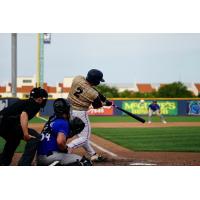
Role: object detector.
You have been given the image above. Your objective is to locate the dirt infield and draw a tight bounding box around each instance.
[11,122,200,166]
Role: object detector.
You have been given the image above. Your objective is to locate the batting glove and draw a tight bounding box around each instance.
[105,100,112,106]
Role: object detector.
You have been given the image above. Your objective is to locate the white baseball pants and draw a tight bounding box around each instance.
[67,110,96,156]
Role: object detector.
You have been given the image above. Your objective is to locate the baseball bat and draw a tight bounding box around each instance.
[94,89,145,123]
[113,105,146,123]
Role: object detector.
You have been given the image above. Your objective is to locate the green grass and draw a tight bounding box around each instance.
[89,116,200,123]
[30,117,47,123]
[92,127,200,152]
[3,115,199,153]
[1,126,200,153]
[30,116,200,124]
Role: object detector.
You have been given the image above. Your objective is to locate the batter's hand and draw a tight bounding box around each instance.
[105,100,112,106]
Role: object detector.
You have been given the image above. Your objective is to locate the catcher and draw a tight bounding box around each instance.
[37,98,92,166]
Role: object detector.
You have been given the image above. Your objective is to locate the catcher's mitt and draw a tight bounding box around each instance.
[69,117,85,137]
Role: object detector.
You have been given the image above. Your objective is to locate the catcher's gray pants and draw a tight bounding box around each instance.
[37,152,82,166]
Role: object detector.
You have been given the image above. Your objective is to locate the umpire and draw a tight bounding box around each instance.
[0,87,48,166]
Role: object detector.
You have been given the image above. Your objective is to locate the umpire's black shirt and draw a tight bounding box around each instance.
[0,99,41,135]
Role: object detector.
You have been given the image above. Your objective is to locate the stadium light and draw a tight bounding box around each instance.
[43,33,51,44]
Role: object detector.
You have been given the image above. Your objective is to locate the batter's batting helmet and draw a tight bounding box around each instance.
[53,98,70,117]
[86,69,105,86]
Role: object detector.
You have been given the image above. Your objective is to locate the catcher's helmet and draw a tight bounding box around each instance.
[86,69,105,86]
[53,98,70,117]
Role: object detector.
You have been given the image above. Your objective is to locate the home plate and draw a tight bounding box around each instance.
[129,162,157,166]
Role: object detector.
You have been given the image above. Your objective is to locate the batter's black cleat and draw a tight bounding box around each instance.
[80,156,93,166]
[90,153,107,162]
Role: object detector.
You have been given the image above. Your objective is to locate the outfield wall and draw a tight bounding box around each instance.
[1,98,200,116]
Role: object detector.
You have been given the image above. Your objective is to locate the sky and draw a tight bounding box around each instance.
[0,33,200,86]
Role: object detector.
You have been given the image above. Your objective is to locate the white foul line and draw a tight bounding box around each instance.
[129,163,157,166]
[37,116,48,122]
[37,116,118,158]
[90,141,118,157]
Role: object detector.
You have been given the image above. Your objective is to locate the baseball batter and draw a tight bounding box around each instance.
[148,100,167,124]
[67,69,112,161]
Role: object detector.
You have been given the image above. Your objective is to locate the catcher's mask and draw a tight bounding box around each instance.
[30,87,48,108]
[86,69,105,86]
[53,98,70,117]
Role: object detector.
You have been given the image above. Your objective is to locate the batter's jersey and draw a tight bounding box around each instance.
[37,117,70,155]
[148,103,160,111]
[67,76,99,111]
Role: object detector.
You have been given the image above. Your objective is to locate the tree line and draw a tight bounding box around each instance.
[97,82,197,98]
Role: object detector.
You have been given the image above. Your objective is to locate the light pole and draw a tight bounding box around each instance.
[11,33,17,97]
[37,33,51,88]
[37,33,44,88]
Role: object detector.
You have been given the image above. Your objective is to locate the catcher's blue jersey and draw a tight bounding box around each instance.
[37,118,70,155]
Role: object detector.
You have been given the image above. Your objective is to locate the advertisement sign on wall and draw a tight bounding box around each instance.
[122,100,178,115]
[188,101,200,115]
[87,106,113,116]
